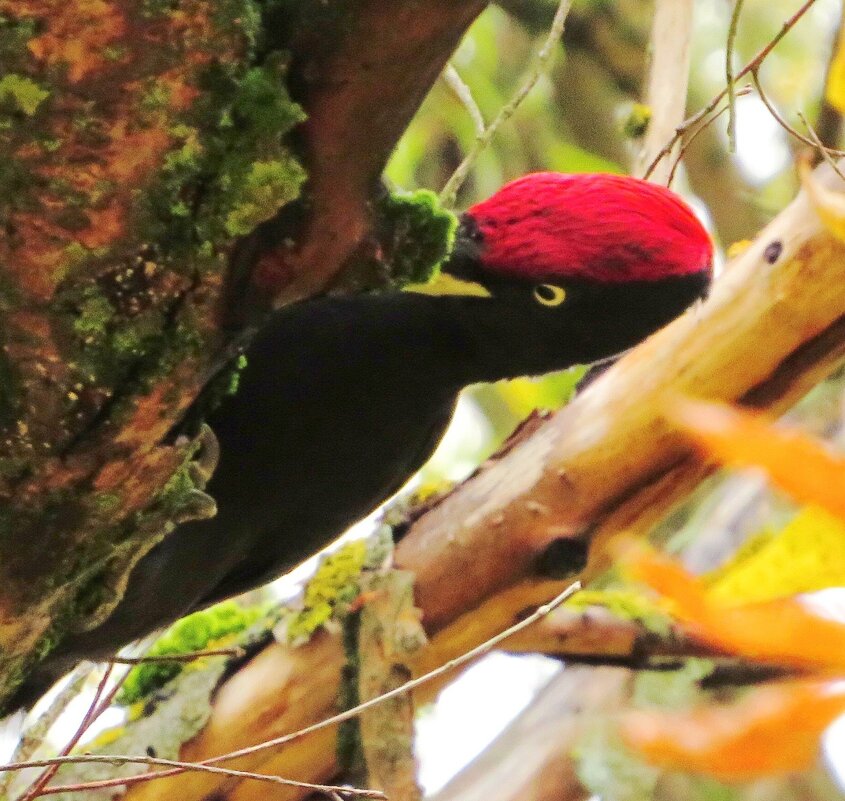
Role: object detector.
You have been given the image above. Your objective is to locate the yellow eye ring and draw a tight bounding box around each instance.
[533,283,566,307]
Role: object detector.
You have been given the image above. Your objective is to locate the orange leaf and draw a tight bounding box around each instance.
[628,549,845,670]
[626,548,709,621]
[622,680,845,781]
[669,399,845,520]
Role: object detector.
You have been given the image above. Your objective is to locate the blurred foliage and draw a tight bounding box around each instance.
[705,507,845,604]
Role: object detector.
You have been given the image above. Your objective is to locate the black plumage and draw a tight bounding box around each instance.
[15,172,713,706]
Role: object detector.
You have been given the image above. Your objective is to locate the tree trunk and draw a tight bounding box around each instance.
[0,0,485,707]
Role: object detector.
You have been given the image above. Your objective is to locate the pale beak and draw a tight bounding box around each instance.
[403,272,492,298]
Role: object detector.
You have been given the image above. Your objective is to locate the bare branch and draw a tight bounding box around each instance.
[109,647,246,666]
[34,765,382,799]
[798,111,845,183]
[0,583,580,795]
[751,70,845,162]
[644,0,820,180]
[443,65,486,138]
[725,0,746,153]
[439,0,574,206]
[666,86,755,187]
[0,668,89,798]
[634,0,694,183]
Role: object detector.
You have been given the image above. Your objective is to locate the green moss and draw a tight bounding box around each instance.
[622,102,651,139]
[0,74,49,116]
[71,566,116,620]
[374,189,458,286]
[224,157,306,236]
[73,290,115,339]
[285,541,368,644]
[117,601,265,704]
[102,45,127,62]
[91,492,121,515]
[51,270,206,408]
[159,462,193,501]
[142,55,306,265]
[566,588,671,637]
[0,157,35,222]
[0,15,39,71]
[111,315,162,358]
[228,354,248,395]
[62,242,92,272]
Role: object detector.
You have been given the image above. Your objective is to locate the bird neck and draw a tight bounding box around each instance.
[282,291,584,391]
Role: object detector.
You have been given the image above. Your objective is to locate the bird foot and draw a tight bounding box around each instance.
[181,423,220,488]
[171,488,217,524]
[69,427,219,634]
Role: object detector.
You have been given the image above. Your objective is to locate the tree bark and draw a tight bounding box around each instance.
[0,0,486,706]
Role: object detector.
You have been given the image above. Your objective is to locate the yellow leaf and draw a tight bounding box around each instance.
[706,507,845,605]
[826,24,845,115]
[725,239,752,259]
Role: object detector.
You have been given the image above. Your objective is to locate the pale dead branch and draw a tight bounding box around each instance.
[633,0,694,183]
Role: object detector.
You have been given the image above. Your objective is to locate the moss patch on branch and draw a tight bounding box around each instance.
[374,189,458,286]
[0,73,48,116]
[117,601,266,705]
[342,188,457,292]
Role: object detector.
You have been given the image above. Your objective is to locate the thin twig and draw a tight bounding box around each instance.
[24,758,384,799]
[725,0,746,153]
[17,664,129,801]
[108,646,245,665]
[751,70,845,156]
[443,64,485,137]
[0,582,582,790]
[439,0,573,206]
[644,0,820,180]
[752,70,819,149]
[16,667,113,801]
[0,667,90,798]
[798,110,845,182]
[666,86,754,187]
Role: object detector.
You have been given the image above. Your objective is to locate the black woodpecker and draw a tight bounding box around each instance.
[20,172,713,704]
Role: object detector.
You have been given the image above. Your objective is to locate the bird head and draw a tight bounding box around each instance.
[407,172,713,378]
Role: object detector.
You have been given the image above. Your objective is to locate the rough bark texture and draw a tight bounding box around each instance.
[248,1,488,304]
[0,0,486,706]
[118,163,845,801]
[355,571,426,801]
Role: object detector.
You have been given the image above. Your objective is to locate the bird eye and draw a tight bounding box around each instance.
[532,284,566,307]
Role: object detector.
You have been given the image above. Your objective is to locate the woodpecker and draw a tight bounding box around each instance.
[21,172,713,703]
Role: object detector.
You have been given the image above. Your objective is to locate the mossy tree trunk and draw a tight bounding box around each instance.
[0,0,486,707]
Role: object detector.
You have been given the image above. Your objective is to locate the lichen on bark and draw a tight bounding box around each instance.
[0,0,307,704]
[0,0,487,711]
